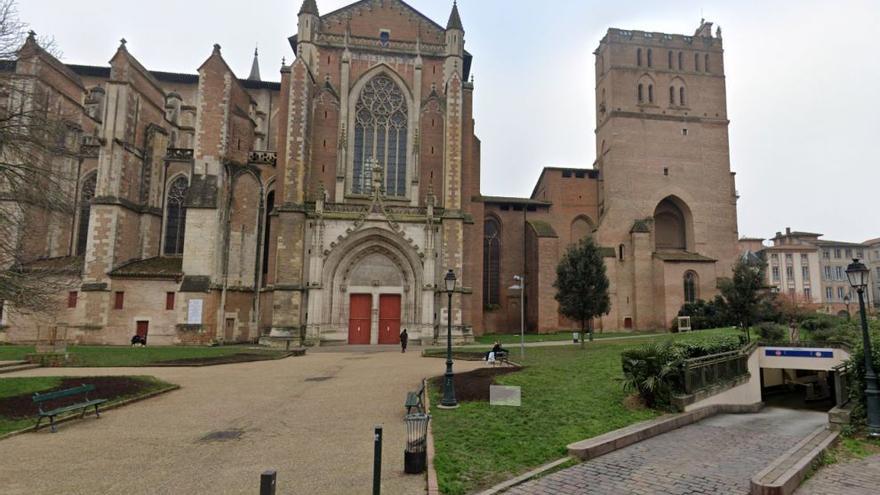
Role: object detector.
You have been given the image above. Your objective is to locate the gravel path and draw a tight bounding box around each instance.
[0,348,483,494]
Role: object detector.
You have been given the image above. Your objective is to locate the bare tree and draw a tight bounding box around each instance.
[0,0,78,314]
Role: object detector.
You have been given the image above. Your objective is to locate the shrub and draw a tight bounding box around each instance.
[675,296,734,331]
[845,329,880,427]
[757,322,787,343]
[621,335,747,408]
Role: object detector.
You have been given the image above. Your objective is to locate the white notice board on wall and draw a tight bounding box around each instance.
[187,299,203,324]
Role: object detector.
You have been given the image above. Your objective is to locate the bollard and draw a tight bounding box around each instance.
[373,425,383,495]
[260,470,276,495]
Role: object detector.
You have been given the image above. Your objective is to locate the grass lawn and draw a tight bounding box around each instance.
[0,344,289,367]
[473,330,669,345]
[0,375,175,436]
[429,328,742,494]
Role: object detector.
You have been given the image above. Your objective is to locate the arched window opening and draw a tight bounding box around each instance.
[483,218,501,306]
[678,51,683,70]
[704,54,710,73]
[619,244,626,261]
[669,86,675,105]
[352,74,408,197]
[680,87,686,106]
[668,50,673,69]
[163,176,189,256]
[261,190,275,280]
[571,217,593,243]
[684,271,698,303]
[75,173,97,256]
[648,84,654,103]
[654,197,689,251]
[637,83,644,103]
[647,48,653,67]
[694,53,700,72]
[636,48,642,66]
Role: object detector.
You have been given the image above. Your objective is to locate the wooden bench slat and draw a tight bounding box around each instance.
[33,384,96,402]
[40,399,107,417]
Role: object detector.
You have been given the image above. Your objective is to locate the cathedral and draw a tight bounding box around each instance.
[0,0,739,346]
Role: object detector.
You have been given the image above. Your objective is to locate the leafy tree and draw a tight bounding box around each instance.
[719,257,770,342]
[554,237,610,347]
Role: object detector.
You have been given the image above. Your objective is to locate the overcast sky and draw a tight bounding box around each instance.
[19,0,880,243]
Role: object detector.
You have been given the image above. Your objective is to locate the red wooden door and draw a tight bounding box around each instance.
[378,294,401,345]
[348,294,372,344]
[136,321,149,339]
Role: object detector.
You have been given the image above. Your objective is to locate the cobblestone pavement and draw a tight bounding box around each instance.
[796,453,880,494]
[0,349,485,495]
[506,408,826,495]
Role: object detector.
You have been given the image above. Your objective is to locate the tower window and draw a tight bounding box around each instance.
[636,48,642,66]
[648,84,654,103]
[647,48,653,67]
[637,83,644,103]
[619,244,625,261]
[669,86,675,105]
[694,53,700,72]
[705,54,710,73]
[668,50,673,69]
[678,51,683,70]
[682,128,688,136]
[680,87,686,106]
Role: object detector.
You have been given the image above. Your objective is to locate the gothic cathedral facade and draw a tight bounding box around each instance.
[0,1,738,346]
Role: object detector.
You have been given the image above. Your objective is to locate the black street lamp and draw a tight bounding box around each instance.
[439,269,458,409]
[846,259,880,437]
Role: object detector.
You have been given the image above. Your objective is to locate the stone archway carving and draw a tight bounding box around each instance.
[322,227,423,326]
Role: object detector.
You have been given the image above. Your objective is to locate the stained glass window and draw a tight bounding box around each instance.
[163,176,189,255]
[352,75,408,197]
[483,218,501,306]
[76,173,97,256]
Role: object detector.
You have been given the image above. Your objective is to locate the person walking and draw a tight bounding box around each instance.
[400,328,408,353]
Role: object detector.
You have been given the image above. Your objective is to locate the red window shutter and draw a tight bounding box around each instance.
[114,291,124,310]
[68,291,78,308]
[165,292,175,310]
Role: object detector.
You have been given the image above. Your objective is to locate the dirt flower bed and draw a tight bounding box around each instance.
[430,366,522,402]
[0,376,154,419]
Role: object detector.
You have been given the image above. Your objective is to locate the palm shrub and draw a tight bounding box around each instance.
[622,342,678,408]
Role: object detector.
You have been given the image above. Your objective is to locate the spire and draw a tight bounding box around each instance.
[299,0,319,16]
[446,1,463,31]
[248,46,261,81]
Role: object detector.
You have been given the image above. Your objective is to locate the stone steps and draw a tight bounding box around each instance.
[0,362,42,374]
[750,426,839,495]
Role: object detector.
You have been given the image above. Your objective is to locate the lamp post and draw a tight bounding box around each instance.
[844,294,851,320]
[510,275,525,359]
[439,269,458,409]
[846,259,880,437]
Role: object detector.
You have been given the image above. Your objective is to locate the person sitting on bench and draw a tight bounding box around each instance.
[485,341,508,361]
[130,334,147,346]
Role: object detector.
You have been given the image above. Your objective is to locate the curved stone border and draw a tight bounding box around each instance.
[750,426,839,495]
[423,378,441,495]
[0,383,180,442]
[148,349,305,367]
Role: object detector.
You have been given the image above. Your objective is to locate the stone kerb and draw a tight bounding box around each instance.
[749,426,840,495]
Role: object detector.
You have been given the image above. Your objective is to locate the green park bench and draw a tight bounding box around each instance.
[33,384,107,433]
[404,381,425,414]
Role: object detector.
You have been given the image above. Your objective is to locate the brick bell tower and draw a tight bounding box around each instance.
[592,21,740,329]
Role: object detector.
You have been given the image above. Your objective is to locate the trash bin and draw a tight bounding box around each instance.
[573,332,580,343]
[404,413,430,474]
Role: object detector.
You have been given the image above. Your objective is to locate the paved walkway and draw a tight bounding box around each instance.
[506,408,827,495]
[796,453,880,494]
[0,349,483,494]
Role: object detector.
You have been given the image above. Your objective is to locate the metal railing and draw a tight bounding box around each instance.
[832,361,852,407]
[680,342,756,394]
